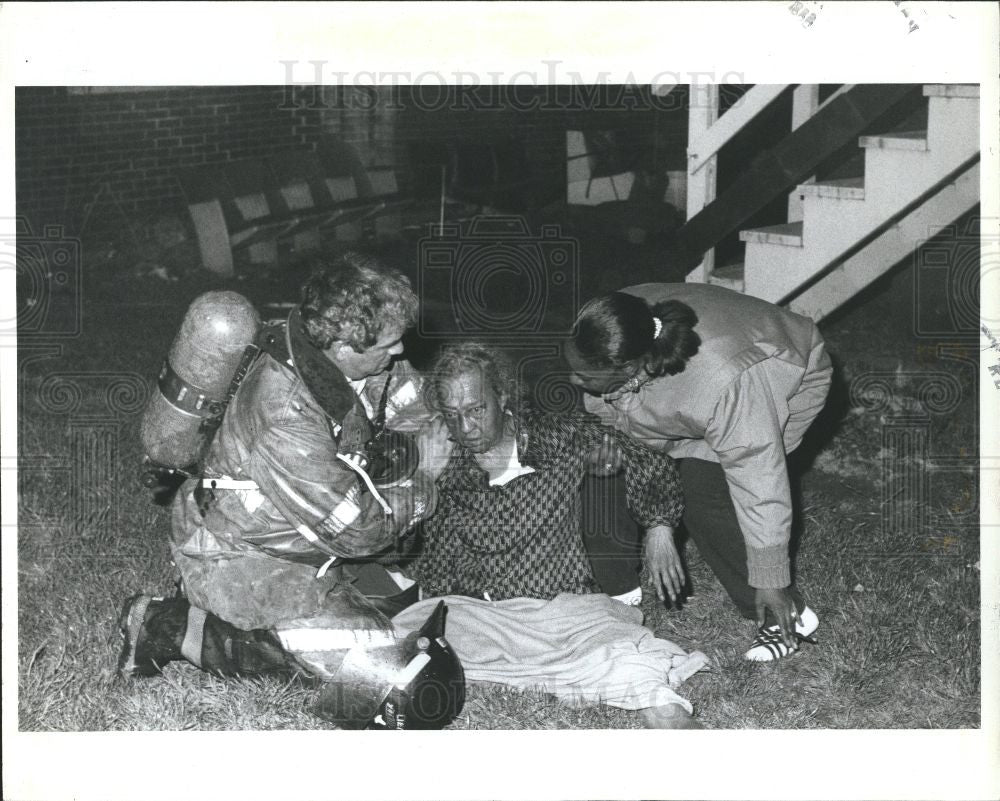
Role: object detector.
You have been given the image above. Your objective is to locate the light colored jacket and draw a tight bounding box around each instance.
[583,283,832,588]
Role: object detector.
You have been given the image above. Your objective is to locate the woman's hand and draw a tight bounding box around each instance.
[586,431,623,476]
[754,587,802,649]
[644,525,685,604]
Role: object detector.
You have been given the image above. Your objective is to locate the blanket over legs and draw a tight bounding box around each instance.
[392,593,709,713]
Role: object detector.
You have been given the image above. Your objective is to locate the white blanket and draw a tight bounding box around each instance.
[393,593,709,713]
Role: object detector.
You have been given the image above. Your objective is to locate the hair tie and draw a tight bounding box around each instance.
[652,317,663,339]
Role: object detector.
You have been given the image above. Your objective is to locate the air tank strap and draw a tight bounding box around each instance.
[196,473,343,572]
[156,362,226,417]
[156,344,262,422]
[201,344,262,434]
[199,476,260,490]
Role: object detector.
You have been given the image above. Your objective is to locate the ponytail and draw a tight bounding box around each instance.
[646,299,701,377]
[572,293,700,378]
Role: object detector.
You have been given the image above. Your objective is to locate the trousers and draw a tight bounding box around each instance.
[580,459,807,620]
[579,471,642,596]
[679,457,803,619]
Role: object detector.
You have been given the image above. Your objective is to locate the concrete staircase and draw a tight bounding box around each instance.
[703,85,980,321]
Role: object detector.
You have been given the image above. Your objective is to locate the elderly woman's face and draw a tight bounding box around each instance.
[437,369,507,453]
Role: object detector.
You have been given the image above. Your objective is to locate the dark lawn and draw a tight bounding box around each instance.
[16,219,980,731]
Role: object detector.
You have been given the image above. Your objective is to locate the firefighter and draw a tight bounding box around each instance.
[119,251,460,726]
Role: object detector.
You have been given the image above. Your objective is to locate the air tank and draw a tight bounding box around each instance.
[140,291,261,471]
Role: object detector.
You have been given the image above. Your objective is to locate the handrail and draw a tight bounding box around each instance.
[688,84,790,175]
[688,84,852,178]
[676,83,919,273]
[816,83,855,113]
[686,83,856,281]
[779,152,980,306]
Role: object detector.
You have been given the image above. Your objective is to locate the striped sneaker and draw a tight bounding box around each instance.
[744,606,819,662]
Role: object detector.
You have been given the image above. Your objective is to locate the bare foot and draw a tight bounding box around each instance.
[639,704,706,729]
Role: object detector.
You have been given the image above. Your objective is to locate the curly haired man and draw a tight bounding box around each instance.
[119,252,444,691]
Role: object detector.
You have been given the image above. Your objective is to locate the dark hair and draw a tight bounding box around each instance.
[299,251,418,351]
[572,292,701,378]
[423,341,521,414]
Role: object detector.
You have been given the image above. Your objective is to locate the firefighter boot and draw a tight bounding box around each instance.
[118,594,187,677]
[118,594,296,679]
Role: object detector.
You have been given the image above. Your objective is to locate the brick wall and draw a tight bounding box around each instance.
[15,86,324,236]
[391,85,688,209]
[290,84,688,209]
[16,84,687,237]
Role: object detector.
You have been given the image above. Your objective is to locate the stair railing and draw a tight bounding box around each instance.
[686,84,788,282]
[781,151,980,308]
[685,83,854,282]
[787,84,855,221]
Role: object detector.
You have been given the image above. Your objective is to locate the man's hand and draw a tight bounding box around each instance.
[415,417,455,481]
[644,525,685,604]
[754,587,802,650]
[331,515,398,557]
[586,432,623,477]
[382,472,438,536]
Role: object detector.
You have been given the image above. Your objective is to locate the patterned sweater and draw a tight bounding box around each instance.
[411,410,684,601]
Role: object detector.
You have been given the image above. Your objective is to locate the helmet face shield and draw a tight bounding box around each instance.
[313,600,465,730]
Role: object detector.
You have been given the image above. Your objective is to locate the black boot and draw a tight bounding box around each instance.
[337,561,421,618]
[118,594,296,679]
[197,610,297,678]
[118,594,187,677]
[366,583,420,618]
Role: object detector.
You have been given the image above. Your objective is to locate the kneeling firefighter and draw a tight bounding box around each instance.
[121,254,464,729]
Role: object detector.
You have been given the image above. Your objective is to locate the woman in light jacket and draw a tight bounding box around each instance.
[566,283,833,661]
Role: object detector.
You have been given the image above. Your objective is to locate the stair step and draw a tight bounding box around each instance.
[787,161,979,322]
[859,130,929,151]
[797,177,865,200]
[708,262,745,291]
[739,221,803,247]
[924,84,980,99]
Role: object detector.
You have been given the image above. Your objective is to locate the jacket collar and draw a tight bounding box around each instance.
[285,308,358,422]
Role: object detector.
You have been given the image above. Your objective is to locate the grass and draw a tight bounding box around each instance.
[15,233,981,732]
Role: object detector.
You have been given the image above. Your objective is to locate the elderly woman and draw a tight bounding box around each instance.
[566,283,833,661]
[393,341,709,729]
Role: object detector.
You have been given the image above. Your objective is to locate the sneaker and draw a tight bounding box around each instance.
[743,606,819,662]
[611,586,643,606]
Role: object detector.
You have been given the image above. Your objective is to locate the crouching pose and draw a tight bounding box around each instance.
[567,283,833,661]
[395,342,709,729]
[119,253,462,728]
